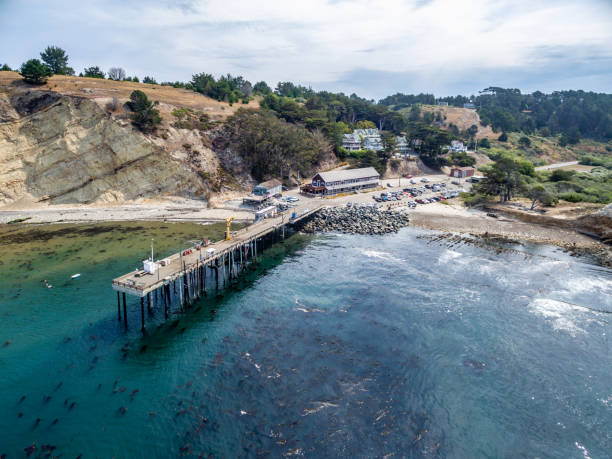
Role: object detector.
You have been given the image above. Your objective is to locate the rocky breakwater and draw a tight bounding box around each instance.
[303,207,410,235]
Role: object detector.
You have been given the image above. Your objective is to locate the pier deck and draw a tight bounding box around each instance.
[112,202,324,297]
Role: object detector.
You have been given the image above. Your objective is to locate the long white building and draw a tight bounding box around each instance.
[302,167,380,196]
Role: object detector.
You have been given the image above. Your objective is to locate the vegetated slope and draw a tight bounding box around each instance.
[0,72,254,206]
[0,72,335,207]
[394,104,497,140]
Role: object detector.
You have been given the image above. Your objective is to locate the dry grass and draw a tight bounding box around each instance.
[0,71,259,120]
[420,105,498,140]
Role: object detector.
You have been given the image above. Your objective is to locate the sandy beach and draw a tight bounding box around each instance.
[0,199,254,225]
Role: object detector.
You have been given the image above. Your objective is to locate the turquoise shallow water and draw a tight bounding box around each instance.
[0,222,611,458]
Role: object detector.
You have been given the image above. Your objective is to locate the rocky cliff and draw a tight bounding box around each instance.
[0,72,250,206]
[0,87,229,205]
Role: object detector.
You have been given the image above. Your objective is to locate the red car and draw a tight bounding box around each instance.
[405,175,413,179]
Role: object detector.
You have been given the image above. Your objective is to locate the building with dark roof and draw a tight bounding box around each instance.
[302,167,380,196]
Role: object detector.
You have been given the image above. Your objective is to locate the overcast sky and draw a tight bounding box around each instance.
[1,0,611,99]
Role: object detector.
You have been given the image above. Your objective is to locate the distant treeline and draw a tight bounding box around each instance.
[381,87,612,142]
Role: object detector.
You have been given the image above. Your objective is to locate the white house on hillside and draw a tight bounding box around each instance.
[341,128,384,152]
[446,140,468,153]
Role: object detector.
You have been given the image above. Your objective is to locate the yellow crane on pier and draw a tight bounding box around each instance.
[225,216,235,241]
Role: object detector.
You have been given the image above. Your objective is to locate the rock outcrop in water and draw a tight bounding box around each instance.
[303,207,410,235]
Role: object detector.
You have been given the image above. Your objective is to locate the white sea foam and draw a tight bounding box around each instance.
[575,441,592,459]
[529,298,605,337]
[302,401,338,416]
[437,249,463,264]
[563,275,612,296]
[361,249,402,264]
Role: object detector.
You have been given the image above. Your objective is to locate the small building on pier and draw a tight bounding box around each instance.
[302,167,380,196]
[253,179,282,197]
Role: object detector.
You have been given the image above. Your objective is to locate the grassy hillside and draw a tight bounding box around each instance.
[478,132,611,166]
[0,71,259,124]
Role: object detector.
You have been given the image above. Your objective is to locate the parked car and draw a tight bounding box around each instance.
[421,178,429,183]
[286,196,299,202]
[274,193,282,198]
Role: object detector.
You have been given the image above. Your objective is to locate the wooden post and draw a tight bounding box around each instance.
[163,285,168,319]
[140,297,145,332]
[179,277,184,310]
[203,264,207,296]
[122,292,127,327]
[117,291,121,321]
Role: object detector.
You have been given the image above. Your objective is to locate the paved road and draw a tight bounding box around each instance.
[535,161,579,171]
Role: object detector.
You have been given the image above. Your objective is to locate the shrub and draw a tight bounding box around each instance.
[83,66,105,78]
[498,132,508,142]
[550,169,575,182]
[518,136,531,147]
[19,59,52,84]
[461,192,487,207]
[126,90,161,131]
[105,97,120,112]
[559,192,598,203]
[478,138,491,148]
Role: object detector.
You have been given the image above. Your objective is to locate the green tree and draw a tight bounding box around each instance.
[253,81,272,95]
[550,169,575,182]
[355,120,377,129]
[518,136,531,147]
[127,90,162,131]
[0,63,12,71]
[19,59,52,84]
[132,76,140,83]
[143,76,157,84]
[526,184,557,209]
[558,135,568,147]
[40,46,70,75]
[478,138,491,148]
[498,132,508,142]
[83,66,105,78]
[477,154,526,202]
[539,127,551,137]
[566,127,580,145]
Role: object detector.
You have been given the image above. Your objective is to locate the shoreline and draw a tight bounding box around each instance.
[405,204,611,266]
[2,200,610,266]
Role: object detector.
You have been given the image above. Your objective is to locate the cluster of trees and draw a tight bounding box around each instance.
[18,46,73,84]
[384,87,612,141]
[188,73,264,104]
[472,152,612,206]
[378,93,436,108]
[221,108,332,181]
[14,45,157,84]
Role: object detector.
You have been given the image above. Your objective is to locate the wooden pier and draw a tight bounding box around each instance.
[111,203,323,331]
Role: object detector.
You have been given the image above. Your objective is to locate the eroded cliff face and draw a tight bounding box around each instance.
[577,204,612,242]
[0,90,219,206]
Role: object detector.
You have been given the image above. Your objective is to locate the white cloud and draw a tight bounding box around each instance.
[1,0,611,97]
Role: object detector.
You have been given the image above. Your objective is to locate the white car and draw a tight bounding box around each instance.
[286,197,299,202]
[420,178,429,183]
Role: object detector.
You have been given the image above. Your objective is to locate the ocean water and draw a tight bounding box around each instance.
[0,222,611,458]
